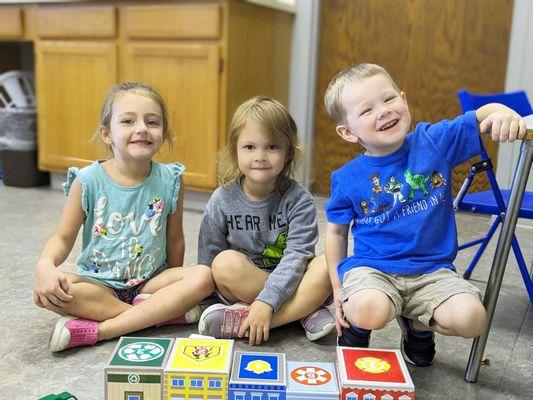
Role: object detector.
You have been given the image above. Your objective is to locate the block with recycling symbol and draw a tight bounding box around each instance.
[105,337,174,400]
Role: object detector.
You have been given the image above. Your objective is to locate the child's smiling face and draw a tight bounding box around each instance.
[336,74,412,157]
[101,91,164,162]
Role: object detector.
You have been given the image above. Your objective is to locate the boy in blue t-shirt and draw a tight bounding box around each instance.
[324,63,527,366]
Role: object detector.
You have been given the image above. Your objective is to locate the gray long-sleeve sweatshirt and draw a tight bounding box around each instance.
[198,179,318,312]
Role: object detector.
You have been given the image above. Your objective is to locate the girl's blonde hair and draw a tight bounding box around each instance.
[324,63,401,124]
[219,96,300,194]
[94,82,173,152]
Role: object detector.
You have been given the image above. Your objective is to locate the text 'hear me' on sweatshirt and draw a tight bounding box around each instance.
[198,178,319,312]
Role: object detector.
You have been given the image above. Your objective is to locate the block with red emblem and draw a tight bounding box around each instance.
[164,338,234,399]
[336,347,415,400]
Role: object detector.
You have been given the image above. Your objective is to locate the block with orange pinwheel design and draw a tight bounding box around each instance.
[287,361,340,400]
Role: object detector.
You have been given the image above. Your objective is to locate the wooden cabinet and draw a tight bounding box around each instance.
[121,4,221,39]
[122,42,219,188]
[31,1,293,191]
[36,41,117,171]
[0,6,23,39]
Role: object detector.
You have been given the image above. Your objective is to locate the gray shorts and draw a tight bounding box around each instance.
[341,267,482,326]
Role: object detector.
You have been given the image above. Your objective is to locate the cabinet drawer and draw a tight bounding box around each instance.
[37,5,116,38]
[122,4,221,39]
[0,6,22,38]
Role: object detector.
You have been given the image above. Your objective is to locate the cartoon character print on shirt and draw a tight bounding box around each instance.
[360,200,372,215]
[358,169,447,216]
[404,170,431,200]
[430,170,446,189]
[370,174,392,213]
[262,230,288,269]
[89,194,164,286]
[384,175,406,207]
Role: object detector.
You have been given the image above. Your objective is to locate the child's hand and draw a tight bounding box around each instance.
[34,261,73,310]
[479,111,526,142]
[333,288,350,336]
[239,300,273,346]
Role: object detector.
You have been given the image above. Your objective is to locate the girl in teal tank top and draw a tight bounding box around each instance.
[33,83,214,352]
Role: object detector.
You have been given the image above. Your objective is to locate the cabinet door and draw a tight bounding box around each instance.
[122,42,219,190]
[36,41,117,172]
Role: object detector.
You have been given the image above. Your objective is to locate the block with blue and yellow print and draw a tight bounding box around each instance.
[229,351,286,400]
[163,338,234,400]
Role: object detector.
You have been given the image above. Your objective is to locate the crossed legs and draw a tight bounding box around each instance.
[44,265,214,341]
[211,250,331,329]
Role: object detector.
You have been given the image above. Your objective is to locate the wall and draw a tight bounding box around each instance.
[500,0,533,193]
[308,0,513,195]
[288,0,320,188]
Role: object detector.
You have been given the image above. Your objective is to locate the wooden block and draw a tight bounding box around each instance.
[164,338,233,399]
[287,361,340,400]
[229,351,286,400]
[336,347,414,400]
[104,337,174,400]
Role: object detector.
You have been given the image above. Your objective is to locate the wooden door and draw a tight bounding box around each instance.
[36,41,117,171]
[122,42,220,190]
[313,0,514,194]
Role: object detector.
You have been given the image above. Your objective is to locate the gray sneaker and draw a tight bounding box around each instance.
[198,303,249,339]
[300,306,336,341]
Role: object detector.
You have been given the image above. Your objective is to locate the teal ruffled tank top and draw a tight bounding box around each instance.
[63,161,185,289]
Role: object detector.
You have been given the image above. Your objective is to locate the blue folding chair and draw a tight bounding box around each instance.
[454,89,533,303]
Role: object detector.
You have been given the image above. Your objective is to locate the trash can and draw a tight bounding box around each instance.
[0,108,49,187]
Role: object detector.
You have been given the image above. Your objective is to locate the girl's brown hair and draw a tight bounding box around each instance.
[219,96,300,194]
[94,82,173,153]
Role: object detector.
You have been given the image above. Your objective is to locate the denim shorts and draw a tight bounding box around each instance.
[341,267,482,326]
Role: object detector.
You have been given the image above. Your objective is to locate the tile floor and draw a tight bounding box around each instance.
[0,184,531,399]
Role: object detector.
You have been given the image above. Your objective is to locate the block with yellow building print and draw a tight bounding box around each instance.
[163,338,234,400]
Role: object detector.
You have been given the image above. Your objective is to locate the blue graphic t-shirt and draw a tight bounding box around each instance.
[63,161,185,289]
[325,111,480,281]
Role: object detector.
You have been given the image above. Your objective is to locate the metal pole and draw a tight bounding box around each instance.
[465,140,533,382]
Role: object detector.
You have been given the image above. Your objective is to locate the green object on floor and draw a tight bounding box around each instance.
[38,392,77,400]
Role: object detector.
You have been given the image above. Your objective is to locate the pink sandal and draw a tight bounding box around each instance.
[48,316,98,352]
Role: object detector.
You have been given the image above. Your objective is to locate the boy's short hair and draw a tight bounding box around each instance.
[324,63,401,124]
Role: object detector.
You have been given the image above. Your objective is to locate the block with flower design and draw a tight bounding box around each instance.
[286,361,339,400]
[336,347,414,400]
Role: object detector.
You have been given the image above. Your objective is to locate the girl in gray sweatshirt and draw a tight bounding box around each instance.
[197,96,334,345]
